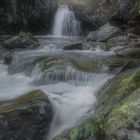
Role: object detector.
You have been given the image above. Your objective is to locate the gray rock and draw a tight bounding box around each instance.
[63,42,83,50]
[108,35,129,48]
[83,41,105,50]
[115,40,140,58]
[87,23,121,42]
[0,45,8,60]
[4,32,39,50]
[4,52,13,65]
[87,31,98,41]
[0,90,53,140]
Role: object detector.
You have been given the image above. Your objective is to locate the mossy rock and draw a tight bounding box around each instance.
[131,0,140,16]
[33,57,102,84]
[38,57,102,73]
[0,90,53,140]
[53,119,98,140]
[3,31,39,49]
[94,67,140,140]
[100,43,111,51]
[70,60,101,73]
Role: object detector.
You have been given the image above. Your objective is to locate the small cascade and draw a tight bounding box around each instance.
[31,63,109,85]
[52,5,81,37]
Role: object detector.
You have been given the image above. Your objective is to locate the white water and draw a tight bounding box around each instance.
[0,60,112,140]
[0,33,114,140]
[52,5,81,37]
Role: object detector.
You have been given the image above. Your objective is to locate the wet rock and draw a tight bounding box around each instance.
[87,23,121,42]
[0,45,8,60]
[127,33,139,40]
[83,42,104,50]
[4,32,39,50]
[8,50,113,75]
[4,52,13,65]
[0,35,11,42]
[112,0,136,18]
[32,57,102,85]
[63,42,83,50]
[100,43,111,51]
[94,67,140,140]
[106,58,139,74]
[0,90,53,140]
[115,40,140,58]
[108,35,129,48]
[53,120,97,140]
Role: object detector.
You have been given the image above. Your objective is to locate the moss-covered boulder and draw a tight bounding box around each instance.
[0,90,53,140]
[53,119,98,140]
[3,32,39,49]
[100,43,111,51]
[32,57,102,85]
[94,67,140,140]
[105,57,140,73]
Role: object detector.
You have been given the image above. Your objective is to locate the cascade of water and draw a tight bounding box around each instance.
[52,5,81,36]
[0,36,114,140]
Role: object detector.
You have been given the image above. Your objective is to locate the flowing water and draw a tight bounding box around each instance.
[0,5,114,139]
[52,5,81,36]
[0,36,113,139]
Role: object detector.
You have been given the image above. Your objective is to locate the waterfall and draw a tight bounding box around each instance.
[52,5,81,37]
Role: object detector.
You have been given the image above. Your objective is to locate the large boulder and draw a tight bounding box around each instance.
[0,0,57,34]
[94,67,140,140]
[32,57,102,85]
[0,90,53,140]
[108,35,129,48]
[63,42,83,50]
[3,32,39,50]
[87,23,121,42]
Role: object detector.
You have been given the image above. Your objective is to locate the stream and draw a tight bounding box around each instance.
[0,5,113,140]
[0,36,113,139]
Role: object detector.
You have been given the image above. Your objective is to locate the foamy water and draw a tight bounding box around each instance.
[0,61,112,139]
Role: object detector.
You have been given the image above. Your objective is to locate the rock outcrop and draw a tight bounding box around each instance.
[0,0,57,34]
[94,67,140,140]
[0,90,53,140]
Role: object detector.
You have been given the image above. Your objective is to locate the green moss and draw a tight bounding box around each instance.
[135,0,140,14]
[39,58,58,71]
[100,43,111,51]
[0,90,45,114]
[53,120,97,140]
[70,60,101,73]
[106,58,125,71]
[94,67,140,138]
[106,88,140,132]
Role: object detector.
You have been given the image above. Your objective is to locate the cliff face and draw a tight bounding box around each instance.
[0,0,57,34]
